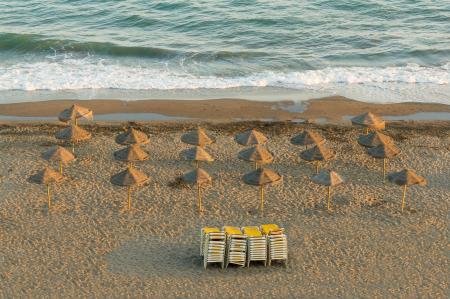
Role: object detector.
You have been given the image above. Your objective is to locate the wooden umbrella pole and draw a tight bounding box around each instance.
[383,158,386,181]
[72,142,75,154]
[365,127,369,135]
[197,184,203,213]
[255,161,258,170]
[47,184,51,209]
[259,185,264,215]
[401,185,407,212]
[327,186,331,212]
[127,186,131,210]
[59,161,63,175]
[315,161,320,174]
[75,118,78,126]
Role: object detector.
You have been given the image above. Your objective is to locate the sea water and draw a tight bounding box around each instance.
[0,0,449,104]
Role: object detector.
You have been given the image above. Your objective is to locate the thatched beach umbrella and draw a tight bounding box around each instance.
[238,145,274,169]
[181,127,215,147]
[367,142,401,180]
[311,169,344,212]
[387,169,426,212]
[242,168,282,214]
[55,125,92,153]
[110,167,149,210]
[115,128,149,145]
[235,129,268,146]
[182,168,212,213]
[300,144,335,174]
[114,144,149,168]
[358,131,394,148]
[30,167,64,208]
[351,112,385,134]
[58,104,93,125]
[290,130,325,149]
[181,146,214,168]
[42,146,75,175]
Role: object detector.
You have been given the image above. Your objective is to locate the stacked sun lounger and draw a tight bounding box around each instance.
[261,224,288,266]
[242,226,268,267]
[223,226,247,268]
[202,230,226,269]
[200,224,287,269]
[200,227,221,256]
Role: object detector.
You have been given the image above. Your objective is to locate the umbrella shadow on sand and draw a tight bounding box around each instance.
[302,195,350,216]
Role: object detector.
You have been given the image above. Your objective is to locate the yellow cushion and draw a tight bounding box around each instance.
[202,227,220,234]
[242,226,262,237]
[223,226,242,236]
[261,224,280,235]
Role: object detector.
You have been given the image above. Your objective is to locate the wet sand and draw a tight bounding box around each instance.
[0,96,449,122]
[0,119,449,298]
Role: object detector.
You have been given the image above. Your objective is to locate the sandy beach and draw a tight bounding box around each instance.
[2,0,449,296]
[0,110,449,298]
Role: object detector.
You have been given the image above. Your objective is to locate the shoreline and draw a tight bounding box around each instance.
[0,96,449,124]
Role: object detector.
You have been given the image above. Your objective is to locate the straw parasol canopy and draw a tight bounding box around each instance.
[30,167,64,208]
[111,167,149,210]
[115,128,149,145]
[242,167,282,214]
[181,127,215,147]
[311,169,344,212]
[299,144,335,174]
[238,145,274,169]
[290,130,325,148]
[114,144,149,167]
[368,142,401,180]
[351,112,385,133]
[388,169,426,212]
[42,145,75,175]
[358,131,394,148]
[55,125,92,153]
[58,104,93,125]
[181,146,214,168]
[235,129,268,146]
[182,168,212,213]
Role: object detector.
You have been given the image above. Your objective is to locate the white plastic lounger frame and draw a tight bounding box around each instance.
[260,224,288,266]
[200,227,220,256]
[242,226,267,267]
[203,232,226,269]
[246,236,267,267]
[223,227,247,268]
[267,232,288,266]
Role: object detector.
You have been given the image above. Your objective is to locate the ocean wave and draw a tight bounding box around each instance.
[0,33,269,61]
[0,58,448,91]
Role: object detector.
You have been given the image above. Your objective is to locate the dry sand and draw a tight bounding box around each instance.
[0,120,449,298]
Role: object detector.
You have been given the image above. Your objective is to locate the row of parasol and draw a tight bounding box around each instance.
[30,105,93,208]
[30,105,426,214]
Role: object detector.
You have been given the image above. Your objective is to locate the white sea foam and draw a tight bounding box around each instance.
[0,59,449,102]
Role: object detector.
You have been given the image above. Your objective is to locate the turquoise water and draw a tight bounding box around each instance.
[0,0,449,103]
